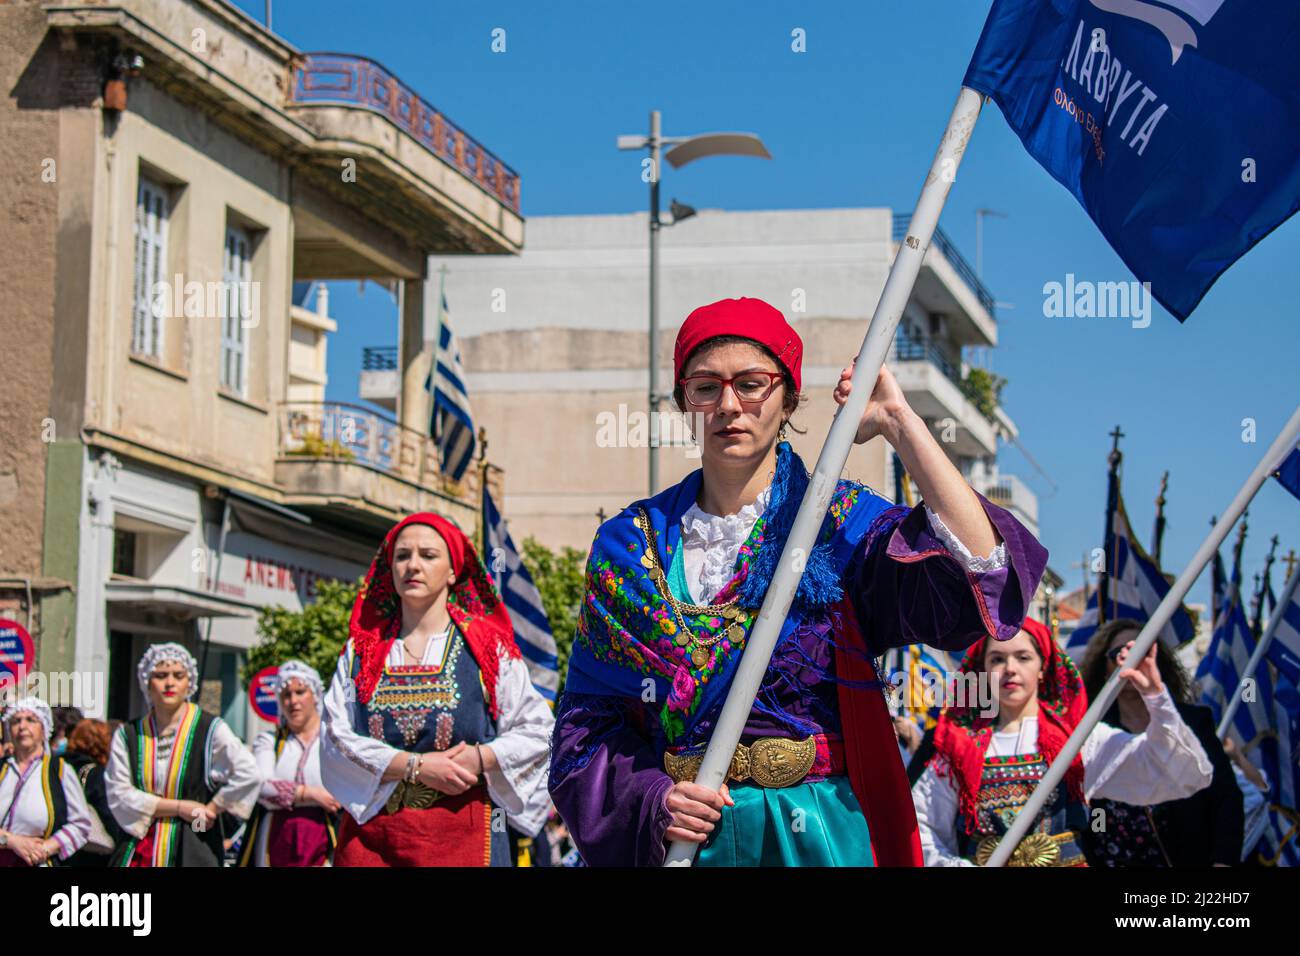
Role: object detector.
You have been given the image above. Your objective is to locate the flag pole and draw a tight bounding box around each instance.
[1217,562,1300,739]
[986,404,1300,867]
[663,86,986,866]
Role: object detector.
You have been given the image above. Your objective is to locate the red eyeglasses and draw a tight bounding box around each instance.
[680,371,785,408]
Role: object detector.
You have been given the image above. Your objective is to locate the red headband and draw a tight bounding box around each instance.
[673,297,803,392]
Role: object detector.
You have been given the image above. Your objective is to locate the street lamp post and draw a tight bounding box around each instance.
[618,112,771,495]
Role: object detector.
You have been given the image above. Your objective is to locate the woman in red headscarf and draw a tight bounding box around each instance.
[550,297,1052,867]
[911,618,1213,866]
[320,513,553,867]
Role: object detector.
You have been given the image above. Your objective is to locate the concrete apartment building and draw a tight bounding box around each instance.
[0,0,522,733]
[362,209,1044,576]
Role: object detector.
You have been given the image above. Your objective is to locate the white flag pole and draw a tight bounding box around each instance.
[664,86,985,866]
[1217,563,1300,739]
[986,404,1300,867]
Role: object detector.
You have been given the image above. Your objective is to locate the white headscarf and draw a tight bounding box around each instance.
[136,642,199,699]
[2,696,53,742]
[273,660,324,717]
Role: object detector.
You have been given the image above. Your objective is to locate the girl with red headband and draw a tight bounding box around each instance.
[320,513,553,866]
[550,296,1050,866]
[911,618,1212,866]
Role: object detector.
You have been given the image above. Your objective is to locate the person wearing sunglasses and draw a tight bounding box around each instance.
[549,296,1050,866]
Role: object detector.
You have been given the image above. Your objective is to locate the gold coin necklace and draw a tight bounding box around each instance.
[635,508,749,668]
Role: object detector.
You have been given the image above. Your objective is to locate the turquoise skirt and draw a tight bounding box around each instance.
[696,776,874,867]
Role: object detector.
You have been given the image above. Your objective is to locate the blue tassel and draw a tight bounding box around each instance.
[738,441,844,612]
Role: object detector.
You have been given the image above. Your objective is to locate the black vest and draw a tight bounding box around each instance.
[236,725,338,867]
[109,709,227,867]
[0,754,69,858]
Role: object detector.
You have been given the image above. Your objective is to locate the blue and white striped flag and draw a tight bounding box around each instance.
[426,285,476,482]
[1066,478,1195,661]
[483,488,560,703]
[1257,674,1300,867]
[1197,597,1269,744]
[1266,572,1300,690]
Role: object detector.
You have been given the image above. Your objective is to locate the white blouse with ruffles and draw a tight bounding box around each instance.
[911,686,1214,867]
[678,488,1008,605]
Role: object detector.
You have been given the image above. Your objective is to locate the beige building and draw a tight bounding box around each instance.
[0,0,521,733]
[363,208,1041,554]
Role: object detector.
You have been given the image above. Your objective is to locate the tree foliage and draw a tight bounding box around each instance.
[242,578,359,686]
[518,535,587,687]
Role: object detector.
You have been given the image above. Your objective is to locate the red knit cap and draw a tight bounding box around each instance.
[673,297,803,392]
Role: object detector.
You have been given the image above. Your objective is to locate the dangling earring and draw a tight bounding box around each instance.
[778,422,789,444]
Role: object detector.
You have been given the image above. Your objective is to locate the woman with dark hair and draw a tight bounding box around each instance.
[1081,618,1243,866]
[549,296,1050,867]
[320,512,554,867]
[913,618,1213,865]
[63,719,126,866]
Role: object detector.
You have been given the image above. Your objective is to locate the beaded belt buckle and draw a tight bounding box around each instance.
[384,779,443,814]
[663,735,817,788]
[974,831,1070,867]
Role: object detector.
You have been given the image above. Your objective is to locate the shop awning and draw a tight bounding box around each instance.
[104,582,259,622]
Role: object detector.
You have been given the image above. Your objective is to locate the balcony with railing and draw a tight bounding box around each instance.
[892,214,997,346]
[290,53,521,215]
[274,401,476,525]
[358,347,400,411]
[890,329,998,457]
[971,473,1039,537]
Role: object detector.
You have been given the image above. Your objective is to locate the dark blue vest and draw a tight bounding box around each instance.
[350,628,510,865]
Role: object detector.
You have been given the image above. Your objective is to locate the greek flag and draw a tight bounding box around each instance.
[426,286,476,482]
[483,488,560,702]
[1256,674,1300,867]
[1065,472,1195,660]
[1266,571,1300,689]
[964,0,1300,320]
[1197,594,1267,743]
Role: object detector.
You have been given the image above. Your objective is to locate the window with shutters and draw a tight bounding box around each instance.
[131,175,169,358]
[221,224,252,396]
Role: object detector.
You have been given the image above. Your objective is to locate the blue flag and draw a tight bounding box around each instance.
[964,0,1300,320]
[1275,447,1300,502]
[483,488,560,702]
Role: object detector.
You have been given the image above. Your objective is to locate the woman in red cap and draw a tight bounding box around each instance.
[550,296,1050,866]
[911,618,1212,866]
[320,513,553,866]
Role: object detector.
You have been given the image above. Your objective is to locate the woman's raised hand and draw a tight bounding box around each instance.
[832,360,910,445]
[1116,640,1166,697]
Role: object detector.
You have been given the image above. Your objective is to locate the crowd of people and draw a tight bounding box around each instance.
[0,297,1270,868]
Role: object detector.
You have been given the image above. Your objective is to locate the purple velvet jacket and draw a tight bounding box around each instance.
[549,493,1048,866]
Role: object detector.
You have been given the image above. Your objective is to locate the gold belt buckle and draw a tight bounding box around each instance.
[663,735,817,788]
[974,831,1062,867]
[384,780,442,814]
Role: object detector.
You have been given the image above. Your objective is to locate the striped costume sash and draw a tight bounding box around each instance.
[117,703,203,867]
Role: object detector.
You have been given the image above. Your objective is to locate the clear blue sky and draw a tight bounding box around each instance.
[236,0,1299,616]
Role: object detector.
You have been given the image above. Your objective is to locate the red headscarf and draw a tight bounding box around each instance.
[673,297,803,391]
[347,512,520,718]
[930,618,1088,832]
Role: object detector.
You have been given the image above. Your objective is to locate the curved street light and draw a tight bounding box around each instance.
[617,112,771,494]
